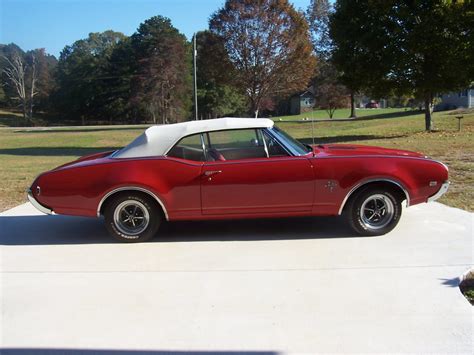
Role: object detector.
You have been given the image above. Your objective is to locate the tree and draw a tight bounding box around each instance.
[54,31,126,124]
[2,54,27,119]
[101,37,135,123]
[307,0,352,118]
[0,44,25,108]
[329,1,381,119]
[210,0,316,117]
[25,54,38,119]
[2,53,38,122]
[0,86,5,105]
[130,16,192,123]
[27,48,57,112]
[1,45,56,122]
[330,0,474,131]
[306,0,332,60]
[195,30,246,119]
[313,61,348,118]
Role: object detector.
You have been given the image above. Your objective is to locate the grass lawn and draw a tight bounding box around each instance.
[0,108,472,212]
[0,108,54,127]
[273,107,412,121]
[0,109,25,127]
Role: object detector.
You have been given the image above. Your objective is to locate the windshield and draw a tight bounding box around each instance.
[269,126,312,155]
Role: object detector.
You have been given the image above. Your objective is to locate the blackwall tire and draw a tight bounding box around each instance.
[104,193,161,243]
[346,187,402,236]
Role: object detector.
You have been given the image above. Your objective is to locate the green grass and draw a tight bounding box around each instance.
[0,109,26,127]
[273,107,412,121]
[0,108,54,127]
[0,108,472,212]
[463,289,474,304]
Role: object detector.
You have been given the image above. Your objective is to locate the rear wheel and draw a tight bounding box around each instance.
[346,187,402,236]
[104,193,161,242]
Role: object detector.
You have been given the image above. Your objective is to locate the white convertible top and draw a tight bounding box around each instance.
[113,117,274,158]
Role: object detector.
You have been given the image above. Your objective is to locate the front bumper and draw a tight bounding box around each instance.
[27,188,54,215]
[427,181,450,203]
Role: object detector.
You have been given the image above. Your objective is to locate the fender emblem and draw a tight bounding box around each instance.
[325,180,337,192]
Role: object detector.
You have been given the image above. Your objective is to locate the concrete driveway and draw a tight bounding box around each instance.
[0,201,472,354]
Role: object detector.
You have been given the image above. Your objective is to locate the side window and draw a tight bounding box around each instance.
[167,134,204,161]
[263,130,289,157]
[206,129,267,161]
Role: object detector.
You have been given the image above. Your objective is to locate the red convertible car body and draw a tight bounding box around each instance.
[28,118,449,242]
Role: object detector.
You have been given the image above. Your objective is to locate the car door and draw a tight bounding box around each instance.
[201,128,315,215]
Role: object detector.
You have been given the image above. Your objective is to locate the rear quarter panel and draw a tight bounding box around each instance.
[34,157,202,218]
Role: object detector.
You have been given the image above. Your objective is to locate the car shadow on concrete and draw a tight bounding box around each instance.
[1,349,277,355]
[0,214,358,245]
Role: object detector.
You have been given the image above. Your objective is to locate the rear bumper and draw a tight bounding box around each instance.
[427,181,450,203]
[27,189,54,215]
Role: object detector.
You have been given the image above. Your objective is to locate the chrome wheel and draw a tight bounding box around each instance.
[113,200,150,236]
[360,193,394,230]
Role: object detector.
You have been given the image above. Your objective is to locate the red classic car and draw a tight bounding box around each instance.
[27,118,449,242]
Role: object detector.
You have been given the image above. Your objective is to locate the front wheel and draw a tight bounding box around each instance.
[104,193,162,242]
[346,188,402,236]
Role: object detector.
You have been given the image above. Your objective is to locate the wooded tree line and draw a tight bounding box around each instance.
[1,0,473,130]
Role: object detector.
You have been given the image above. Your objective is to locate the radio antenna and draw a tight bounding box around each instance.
[193,33,198,120]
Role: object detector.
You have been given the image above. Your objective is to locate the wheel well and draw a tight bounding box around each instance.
[340,181,408,214]
[98,189,167,220]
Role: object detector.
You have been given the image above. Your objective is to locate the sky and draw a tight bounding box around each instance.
[0,0,311,58]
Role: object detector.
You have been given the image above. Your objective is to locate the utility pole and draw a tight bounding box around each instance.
[193,33,198,120]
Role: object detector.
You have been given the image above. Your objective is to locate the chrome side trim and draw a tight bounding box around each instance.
[260,129,269,158]
[27,188,54,215]
[427,181,450,203]
[337,178,411,215]
[200,133,208,161]
[96,187,169,220]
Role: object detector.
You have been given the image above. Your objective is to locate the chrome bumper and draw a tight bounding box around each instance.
[27,188,54,215]
[427,181,450,203]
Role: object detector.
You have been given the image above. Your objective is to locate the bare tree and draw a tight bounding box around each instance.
[27,54,38,120]
[2,54,27,120]
[2,53,38,122]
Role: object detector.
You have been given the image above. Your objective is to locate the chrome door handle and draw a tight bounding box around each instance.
[203,170,222,177]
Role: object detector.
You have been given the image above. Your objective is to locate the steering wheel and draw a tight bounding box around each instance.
[207,148,226,161]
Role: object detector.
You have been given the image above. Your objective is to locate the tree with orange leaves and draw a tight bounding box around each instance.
[210,0,316,117]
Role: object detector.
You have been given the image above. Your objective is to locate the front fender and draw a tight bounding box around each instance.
[311,156,448,215]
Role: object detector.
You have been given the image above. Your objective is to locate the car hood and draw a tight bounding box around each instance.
[314,144,426,158]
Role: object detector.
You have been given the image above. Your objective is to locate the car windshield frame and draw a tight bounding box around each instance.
[266,126,312,156]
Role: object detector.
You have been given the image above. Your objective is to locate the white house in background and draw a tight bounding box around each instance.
[290,90,315,115]
[437,87,474,110]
